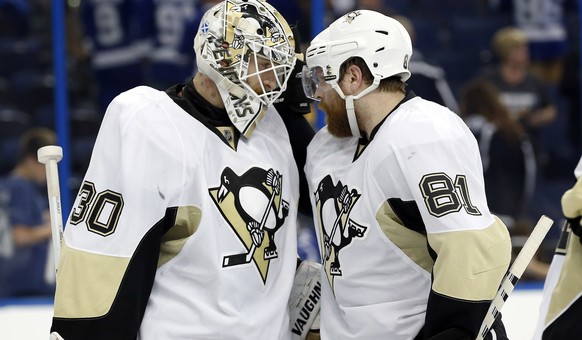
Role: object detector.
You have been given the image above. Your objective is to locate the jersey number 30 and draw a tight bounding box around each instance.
[70,181,124,236]
[419,173,481,217]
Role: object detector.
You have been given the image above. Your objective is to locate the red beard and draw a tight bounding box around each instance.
[319,90,354,138]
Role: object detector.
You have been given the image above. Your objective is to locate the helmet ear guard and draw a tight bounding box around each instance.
[194,0,297,137]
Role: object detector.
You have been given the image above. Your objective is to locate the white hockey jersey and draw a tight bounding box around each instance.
[51,84,300,339]
[305,93,511,339]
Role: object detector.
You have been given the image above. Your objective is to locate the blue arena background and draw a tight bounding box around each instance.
[0,1,579,339]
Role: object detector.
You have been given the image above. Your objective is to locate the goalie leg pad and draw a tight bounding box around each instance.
[288,260,322,340]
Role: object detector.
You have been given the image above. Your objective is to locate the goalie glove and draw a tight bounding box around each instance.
[288,260,322,340]
[562,176,582,242]
[428,326,504,340]
[428,314,507,340]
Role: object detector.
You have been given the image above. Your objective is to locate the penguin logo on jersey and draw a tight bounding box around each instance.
[209,167,289,283]
[344,11,361,24]
[314,175,367,289]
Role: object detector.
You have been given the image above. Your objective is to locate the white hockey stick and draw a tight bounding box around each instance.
[476,215,554,340]
[37,145,64,274]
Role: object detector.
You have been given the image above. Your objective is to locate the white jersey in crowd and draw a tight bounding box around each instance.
[305,93,511,339]
[534,156,582,340]
[51,85,300,339]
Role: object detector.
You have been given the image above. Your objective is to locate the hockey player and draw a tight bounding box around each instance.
[49,1,319,339]
[534,156,582,340]
[301,10,512,339]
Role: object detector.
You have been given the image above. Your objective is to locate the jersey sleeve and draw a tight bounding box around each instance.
[51,89,185,339]
[392,115,511,338]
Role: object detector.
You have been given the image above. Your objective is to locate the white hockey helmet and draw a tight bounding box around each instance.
[302,10,412,137]
[194,0,296,137]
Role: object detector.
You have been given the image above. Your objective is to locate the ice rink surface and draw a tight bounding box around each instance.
[0,283,544,340]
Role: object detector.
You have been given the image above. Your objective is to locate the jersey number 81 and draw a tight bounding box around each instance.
[419,172,481,217]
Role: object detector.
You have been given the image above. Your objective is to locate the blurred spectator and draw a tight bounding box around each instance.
[395,14,459,113]
[0,128,56,297]
[460,78,535,227]
[80,0,150,112]
[269,0,304,27]
[459,78,547,280]
[356,0,397,15]
[490,0,571,86]
[141,0,201,90]
[269,0,308,57]
[0,0,30,38]
[560,50,581,154]
[327,0,398,19]
[0,181,12,296]
[305,0,399,40]
[480,26,557,167]
[328,0,355,18]
[513,0,568,86]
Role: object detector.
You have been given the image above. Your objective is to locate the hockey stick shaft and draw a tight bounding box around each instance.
[38,146,64,274]
[243,185,278,261]
[476,215,553,340]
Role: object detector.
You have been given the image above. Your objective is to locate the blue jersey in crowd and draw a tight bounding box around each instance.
[81,0,151,110]
[0,176,54,297]
[141,0,200,89]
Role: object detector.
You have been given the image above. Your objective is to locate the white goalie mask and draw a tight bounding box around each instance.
[302,10,412,137]
[194,0,297,137]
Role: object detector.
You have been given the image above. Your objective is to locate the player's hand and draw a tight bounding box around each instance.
[247,221,264,246]
[562,177,582,241]
[427,314,507,340]
[323,235,331,260]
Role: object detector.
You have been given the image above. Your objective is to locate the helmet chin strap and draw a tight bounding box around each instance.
[344,95,360,138]
[332,76,381,138]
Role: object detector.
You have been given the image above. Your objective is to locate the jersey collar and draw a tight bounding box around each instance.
[166,80,241,151]
[353,90,417,161]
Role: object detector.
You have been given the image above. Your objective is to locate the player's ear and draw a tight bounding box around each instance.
[343,64,365,92]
